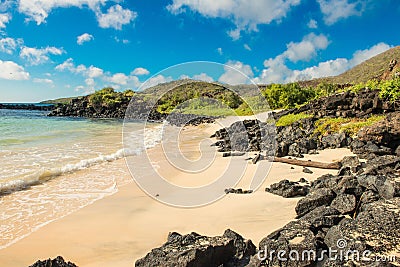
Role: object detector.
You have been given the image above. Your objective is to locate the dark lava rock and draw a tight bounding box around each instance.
[295,188,336,218]
[29,256,77,267]
[357,175,396,199]
[265,179,310,198]
[225,188,253,194]
[135,230,256,267]
[340,156,362,173]
[254,206,343,267]
[324,199,400,266]
[303,167,313,174]
[330,193,357,214]
[358,112,400,148]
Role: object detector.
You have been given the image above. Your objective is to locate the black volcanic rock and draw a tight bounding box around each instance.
[29,256,77,267]
[265,179,310,198]
[135,230,256,267]
[295,188,336,217]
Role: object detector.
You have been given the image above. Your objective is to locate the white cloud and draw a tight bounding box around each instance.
[140,75,173,90]
[18,0,106,25]
[317,0,365,25]
[0,37,22,54]
[307,19,318,29]
[0,13,11,28]
[0,60,30,80]
[77,33,94,45]
[283,33,329,62]
[87,65,103,78]
[219,60,254,84]
[96,4,137,30]
[167,0,301,40]
[244,44,252,51]
[55,58,104,79]
[217,47,223,55]
[18,1,137,31]
[350,42,391,66]
[107,73,129,85]
[20,46,64,65]
[33,78,54,86]
[131,67,150,76]
[114,36,130,44]
[254,42,392,84]
[193,73,214,82]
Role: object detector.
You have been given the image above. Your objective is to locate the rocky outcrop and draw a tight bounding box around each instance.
[49,96,216,126]
[265,179,310,198]
[29,256,77,267]
[0,103,54,111]
[135,229,256,267]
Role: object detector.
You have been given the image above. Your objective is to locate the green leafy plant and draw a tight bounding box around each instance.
[276,113,313,127]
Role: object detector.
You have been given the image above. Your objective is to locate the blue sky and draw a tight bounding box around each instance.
[0,0,399,102]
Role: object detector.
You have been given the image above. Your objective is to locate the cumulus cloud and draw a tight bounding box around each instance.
[55,58,104,78]
[317,0,365,25]
[255,42,392,84]
[0,37,22,54]
[33,78,54,86]
[283,33,329,62]
[140,75,173,90]
[167,0,300,39]
[0,60,30,80]
[77,33,94,45]
[87,65,104,78]
[20,46,64,65]
[18,1,136,30]
[96,4,137,30]
[219,60,254,85]
[307,19,318,29]
[0,13,11,28]
[18,0,106,25]
[107,73,129,85]
[131,67,150,76]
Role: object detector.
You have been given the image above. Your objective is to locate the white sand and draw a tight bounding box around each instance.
[0,119,355,267]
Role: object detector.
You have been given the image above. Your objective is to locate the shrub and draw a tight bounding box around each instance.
[276,113,313,127]
[314,115,385,137]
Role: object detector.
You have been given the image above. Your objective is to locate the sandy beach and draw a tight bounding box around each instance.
[0,117,355,267]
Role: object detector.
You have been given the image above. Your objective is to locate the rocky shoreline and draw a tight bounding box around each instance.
[27,89,400,266]
[0,103,54,111]
[133,89,400,266]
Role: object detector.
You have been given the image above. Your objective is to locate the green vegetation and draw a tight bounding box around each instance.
[41,97,78,104]
[314,115,385,137]
[89,87,134,108]
[379,78,400,101]
[262,83,317,109]
[276,113,313,127]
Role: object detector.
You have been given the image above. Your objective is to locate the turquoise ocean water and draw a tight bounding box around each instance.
[0,108,163,248]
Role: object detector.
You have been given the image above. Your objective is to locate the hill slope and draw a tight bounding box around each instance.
[324,46,400,84]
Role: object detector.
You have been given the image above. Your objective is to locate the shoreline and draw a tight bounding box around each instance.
[0,116,355,266]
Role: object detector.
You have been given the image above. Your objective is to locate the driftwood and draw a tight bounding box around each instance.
[273,157,342,170]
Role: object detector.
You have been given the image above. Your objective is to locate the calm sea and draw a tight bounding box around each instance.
[0,108,163,248]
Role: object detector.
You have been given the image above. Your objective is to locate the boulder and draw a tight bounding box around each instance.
[135,230,256,267]
[29,256,77,267]
[330,193,357,214]
[295,188,336,217]
[265,179,310,198]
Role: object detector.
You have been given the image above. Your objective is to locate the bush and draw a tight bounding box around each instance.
[264,83,316,109]
[379,78,400,101]
[314,115,385,137]
[276,113,313,127]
